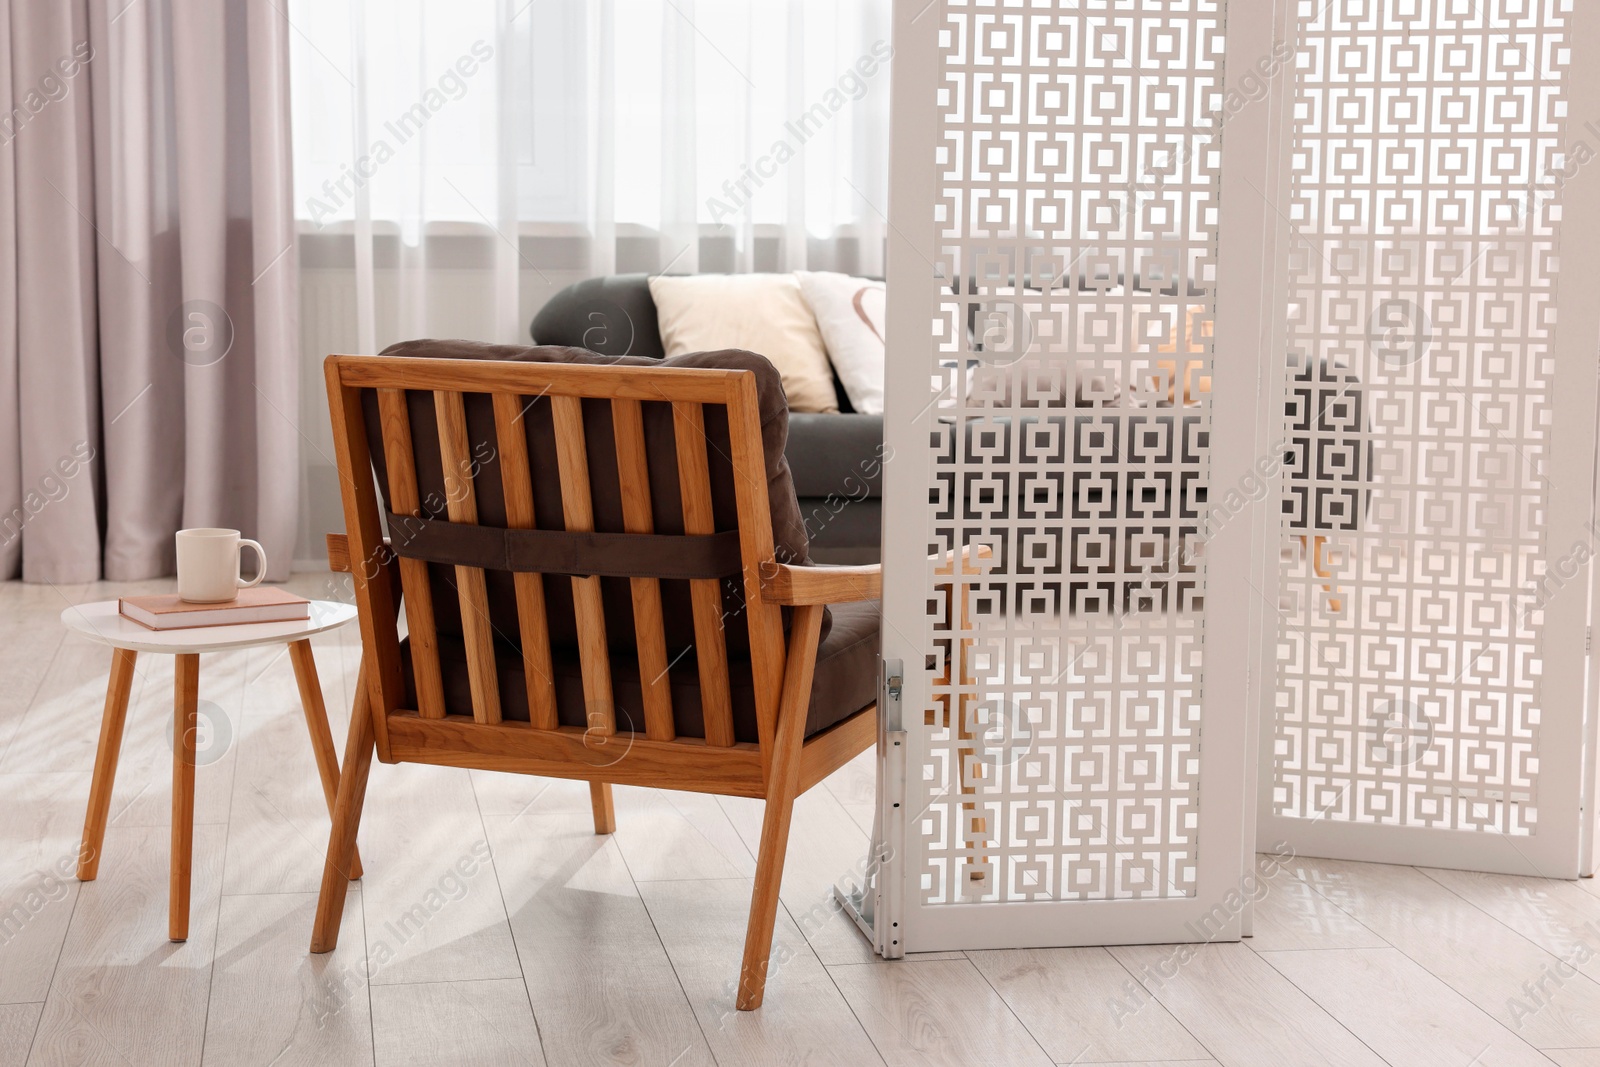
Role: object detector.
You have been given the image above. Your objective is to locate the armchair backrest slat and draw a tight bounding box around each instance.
[490,391,560,729]
[612,397,677,741]
[434,388,504,725]
[672,400,736,748]
[551,394,616,738]
[374,386,447,719]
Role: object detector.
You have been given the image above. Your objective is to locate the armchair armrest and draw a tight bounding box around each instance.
[328,531,404,619]
[760,543,993,605]
[326,532,398,590]
[759,562,881,605]
[933,542,994,576]
[326,533,352,573]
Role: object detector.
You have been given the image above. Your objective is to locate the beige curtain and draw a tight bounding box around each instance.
[0,0,298,583]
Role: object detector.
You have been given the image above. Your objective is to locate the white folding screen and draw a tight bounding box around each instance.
[877,0,1274,950]
[1259,0,1600,879]
[874,0,1600,953]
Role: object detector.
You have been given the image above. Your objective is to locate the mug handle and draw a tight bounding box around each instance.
[238,539,267,589]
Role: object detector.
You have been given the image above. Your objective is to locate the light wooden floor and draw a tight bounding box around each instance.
[5,576,1600,1066]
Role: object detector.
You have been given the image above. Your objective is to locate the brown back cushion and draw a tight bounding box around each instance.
[359,340,816,660]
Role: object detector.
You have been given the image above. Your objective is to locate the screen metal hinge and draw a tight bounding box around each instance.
[884,658,904,730]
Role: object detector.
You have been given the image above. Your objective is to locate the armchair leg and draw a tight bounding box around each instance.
[289,639,363,879]
[311,669,375,954]
[737,758,801,1011]
[737,604,824,1011]
[589,782,615,834]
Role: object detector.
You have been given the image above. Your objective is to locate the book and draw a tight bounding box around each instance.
[118,587,311,631]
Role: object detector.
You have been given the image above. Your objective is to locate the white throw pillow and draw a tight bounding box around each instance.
[795,271,885,415]
[648,274,839,413]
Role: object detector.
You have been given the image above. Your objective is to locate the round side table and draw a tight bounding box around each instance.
[60,599,362,941]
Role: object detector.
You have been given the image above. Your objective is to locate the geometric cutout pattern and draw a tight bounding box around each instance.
[1272,0,1570,835]
[919,0,1224,902]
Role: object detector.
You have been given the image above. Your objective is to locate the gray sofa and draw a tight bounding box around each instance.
[531,274,885,563]
[531,274,1369,575]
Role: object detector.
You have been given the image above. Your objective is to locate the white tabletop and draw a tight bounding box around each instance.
[60,599,358,654]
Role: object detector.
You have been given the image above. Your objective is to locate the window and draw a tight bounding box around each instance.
[287,0,892,238]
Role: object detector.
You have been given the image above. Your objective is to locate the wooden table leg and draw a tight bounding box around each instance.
[78,648,138,881]
[171,653,199,942]
[287,639,363,879]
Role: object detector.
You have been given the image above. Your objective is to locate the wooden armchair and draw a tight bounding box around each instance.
[313,343,881,1010]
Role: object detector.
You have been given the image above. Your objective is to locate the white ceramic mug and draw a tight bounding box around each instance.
[176,528,266,603]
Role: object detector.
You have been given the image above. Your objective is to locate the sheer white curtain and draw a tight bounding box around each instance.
[286,0,892,351]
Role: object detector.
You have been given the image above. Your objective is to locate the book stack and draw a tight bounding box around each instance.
[118,587,311,631]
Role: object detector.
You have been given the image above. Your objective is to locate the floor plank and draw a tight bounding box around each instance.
[821,748,876,836]
[0,580,74,768]
[1260,946,1549,1066]
[0,632,146,780]
[483,812,715,1067]
[0,1004,40,1067]
[1108,941,1386,1067]
[1246,869,1386,953]
[28,824,224,1067]
[1288,857,1600,1048]
[221,639,352,897]
[202,890,372,1066]
[966,947,1208,1063]
[357,762,521,986]
[0,774,91,1005]
[1420,866,1600,983]
[828,958,1053,1067]
[610,786,755,882]
[1547,1051,1600,1066]
[639,877,884,1066]
[371,979,544,1067]
[468,771,597,820]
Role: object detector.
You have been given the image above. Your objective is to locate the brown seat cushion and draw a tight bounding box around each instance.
[401,598,879,742]
[358,340,874,740]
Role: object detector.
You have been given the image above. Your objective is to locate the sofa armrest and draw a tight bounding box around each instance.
[759,562,882,605]
[784,413,885,498]
[528,273,664,358]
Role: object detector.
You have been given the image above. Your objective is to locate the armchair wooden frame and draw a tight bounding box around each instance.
[313,354,881,1010]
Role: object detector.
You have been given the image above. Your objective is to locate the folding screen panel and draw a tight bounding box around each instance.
[875,0,1276,950]
[1259,0,1600,878]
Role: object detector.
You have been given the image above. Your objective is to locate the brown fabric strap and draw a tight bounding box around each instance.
[385,511,744,580]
